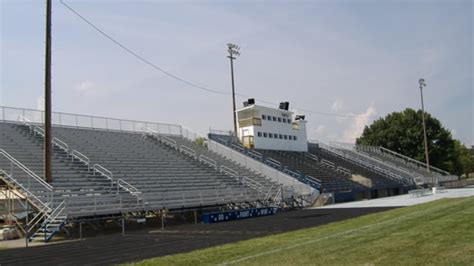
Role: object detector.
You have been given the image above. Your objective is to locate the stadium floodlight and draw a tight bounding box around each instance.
[227,43,241,135]
[418,78,432,183]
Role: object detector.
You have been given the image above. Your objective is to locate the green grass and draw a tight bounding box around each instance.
[129,197,474,266]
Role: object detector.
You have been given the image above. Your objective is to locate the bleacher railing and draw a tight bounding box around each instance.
[2,106,183,136]
[317,142,414,185]
[0,150,53,211]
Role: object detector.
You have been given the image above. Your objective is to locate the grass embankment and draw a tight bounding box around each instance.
[130,197,474,265]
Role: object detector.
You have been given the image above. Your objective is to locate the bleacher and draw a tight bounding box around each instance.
[256,149,367,193]
[209,133,421,201]
[355,145,457,183]
[0,112,281,242]
[308,143,407,190]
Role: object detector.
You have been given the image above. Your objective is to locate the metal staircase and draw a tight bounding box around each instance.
[0,150,67,242]
[28,200,67,242]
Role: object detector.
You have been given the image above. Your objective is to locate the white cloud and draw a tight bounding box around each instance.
[75,81,97,95]
[341,102,377,143]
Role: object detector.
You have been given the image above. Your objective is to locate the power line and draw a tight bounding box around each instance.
[59,0,378,119]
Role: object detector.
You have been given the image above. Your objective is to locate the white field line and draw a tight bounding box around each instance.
[219,198,471,265]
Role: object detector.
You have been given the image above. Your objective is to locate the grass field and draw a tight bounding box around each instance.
[130,197,474,265]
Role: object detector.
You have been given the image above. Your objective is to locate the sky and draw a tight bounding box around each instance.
[1,0,472,145]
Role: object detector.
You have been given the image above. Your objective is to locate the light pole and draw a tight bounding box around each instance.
[227,43,240,136]
[418,78,431,176]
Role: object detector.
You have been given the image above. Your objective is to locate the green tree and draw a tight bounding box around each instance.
[356,108,469,176]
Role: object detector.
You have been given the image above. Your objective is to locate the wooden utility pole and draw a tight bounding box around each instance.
[44,0,53,183]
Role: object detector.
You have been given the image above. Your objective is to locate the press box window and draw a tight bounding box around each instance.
[279,134,283,139]
[262,115,266,120]
[278,117,282,122]
[269,133,273,138]
[257,132,262,137]
[294,136,297,140]
[284,135,288,140]
[282,118,287,123]
[263,133,268,138]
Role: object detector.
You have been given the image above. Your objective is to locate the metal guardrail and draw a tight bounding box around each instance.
[336,166,351,176]
[199,155,217,170]
[52,137,69,155]
[117,178,142,198]
[241,176,264,194]
[3,105,183,136]
[321,159,335,169]
[161,136,178,150]
[180,145,197,159]
[248,150,263,160]
[320,142,413,185]
[0,169,52,212]
[231,143,245,153]
[305,152,319,161]
[93,164,113,179]
[306,175,322,184]
[71,150,90,170]
[266,158,282,168]
[377,146,450,176]
[220,165,238,178]
[0,149,52,189]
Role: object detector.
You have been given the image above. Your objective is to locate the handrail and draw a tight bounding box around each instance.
[330,142,414,177]
[220,165,238,178]
[241,176,264,191]
[321,159,335,169]
[266,158,282,168]
[33,126,45,137]
[93,164,113,180]
[161,136,178,150]
[3,105,183,136]
[52,137,69,155]
[272,185,283,207]
[263,184,275,202]
[27,204,51,227]
[71,150,90,169]
[0,169,52,212]
[0,149,53,190]
[117,178,141,195]
[248,150,263,159]
[305,152,319,162]
[18,115,32,130]
[378,146,450,175]
[180,145,197,159]
[231,143,245,152]
[320,143,412,184]
[48,200,66,221]
[283,168,300,177]
[306,175,322,183]
[336,166,351,176]
[199,154,217,170]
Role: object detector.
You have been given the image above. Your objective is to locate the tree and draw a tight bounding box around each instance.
[356,108,469,176]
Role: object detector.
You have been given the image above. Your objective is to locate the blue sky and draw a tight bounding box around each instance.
[1,0,472,145]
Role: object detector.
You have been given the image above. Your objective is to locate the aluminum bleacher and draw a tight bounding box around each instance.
[0,106,283,242]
